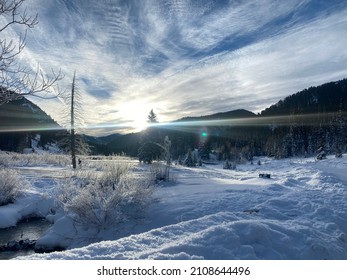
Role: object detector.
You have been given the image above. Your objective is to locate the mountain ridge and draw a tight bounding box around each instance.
[260,78,347,116]
[175,109,256,123]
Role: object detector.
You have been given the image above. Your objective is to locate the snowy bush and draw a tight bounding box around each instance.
[0,169,27,206]
[316,150,327,160]
[223,160,236,170]
[57,161,154,229]
[0,152,70,167]
[98,161,130,186]
[149,162,172,182]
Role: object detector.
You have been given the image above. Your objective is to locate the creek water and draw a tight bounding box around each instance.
[0,218,51,260]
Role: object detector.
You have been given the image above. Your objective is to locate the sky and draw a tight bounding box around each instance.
[3,0,347,135]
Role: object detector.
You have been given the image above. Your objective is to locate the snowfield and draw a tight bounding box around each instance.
[1,154,346,260]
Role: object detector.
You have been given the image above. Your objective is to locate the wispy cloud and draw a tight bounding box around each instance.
[5,0,347,135]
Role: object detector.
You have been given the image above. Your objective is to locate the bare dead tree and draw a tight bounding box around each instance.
[0,0,63,105]
[70,72,76,169]
[58,72,90,168]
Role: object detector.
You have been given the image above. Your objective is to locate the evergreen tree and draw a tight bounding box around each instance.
[333,102,346,157]
[147,109,158,124]
[184,150,194,167]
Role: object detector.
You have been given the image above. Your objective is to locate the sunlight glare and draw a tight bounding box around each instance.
[119,101,151,132]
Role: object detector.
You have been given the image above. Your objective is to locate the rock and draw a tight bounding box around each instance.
[21,239,36,250]
[34,245,65,254]
[0,239,36,252]
[7,241,20,251]
[243,209,260,214]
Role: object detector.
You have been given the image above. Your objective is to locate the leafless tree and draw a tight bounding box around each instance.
[0,0,63,105]
[70,72,77,168]
[58,72,90,168]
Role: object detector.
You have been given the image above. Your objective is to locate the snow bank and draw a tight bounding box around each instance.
[18,211,347,260]
[34,216,77,251]
[0,191,54,229]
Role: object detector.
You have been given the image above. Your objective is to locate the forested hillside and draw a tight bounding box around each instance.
[107,79,347,161]
[260,79,347,158]
[261,79,347,116]
[0,97,63,152]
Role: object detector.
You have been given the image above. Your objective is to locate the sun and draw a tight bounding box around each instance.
[132,118,149,132]
[120,101,151,132]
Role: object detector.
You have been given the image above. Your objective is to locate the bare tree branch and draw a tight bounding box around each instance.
[0,0,64,105]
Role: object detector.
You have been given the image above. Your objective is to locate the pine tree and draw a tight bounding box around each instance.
[184,150,194,167]
[147,109,158,123]
[334,102,346,157]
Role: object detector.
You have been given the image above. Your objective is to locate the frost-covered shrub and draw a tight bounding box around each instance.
[0,152,17,167]
[0,152,70,167]
[223,160,236,170]
[67,177,153,228]
[98,161,130,186]
[316,150,327,160]
[0,169,27,206]
[55,169,101,209]
[57,162,154,229]
[149,162,175,182]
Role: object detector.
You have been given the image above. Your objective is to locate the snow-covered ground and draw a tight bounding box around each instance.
[1,154,346,260]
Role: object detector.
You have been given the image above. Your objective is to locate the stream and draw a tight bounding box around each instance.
[0,218,51,260]
[0,166,68,259]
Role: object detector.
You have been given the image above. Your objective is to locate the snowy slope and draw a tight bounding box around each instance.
[15,155,347,260]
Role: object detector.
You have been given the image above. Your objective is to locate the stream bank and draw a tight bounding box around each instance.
[0,217,52,259]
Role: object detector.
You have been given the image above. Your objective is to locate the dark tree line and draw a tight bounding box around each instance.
[126,79,347,162]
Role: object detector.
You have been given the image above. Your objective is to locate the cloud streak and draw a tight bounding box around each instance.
[4,0,347,135]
